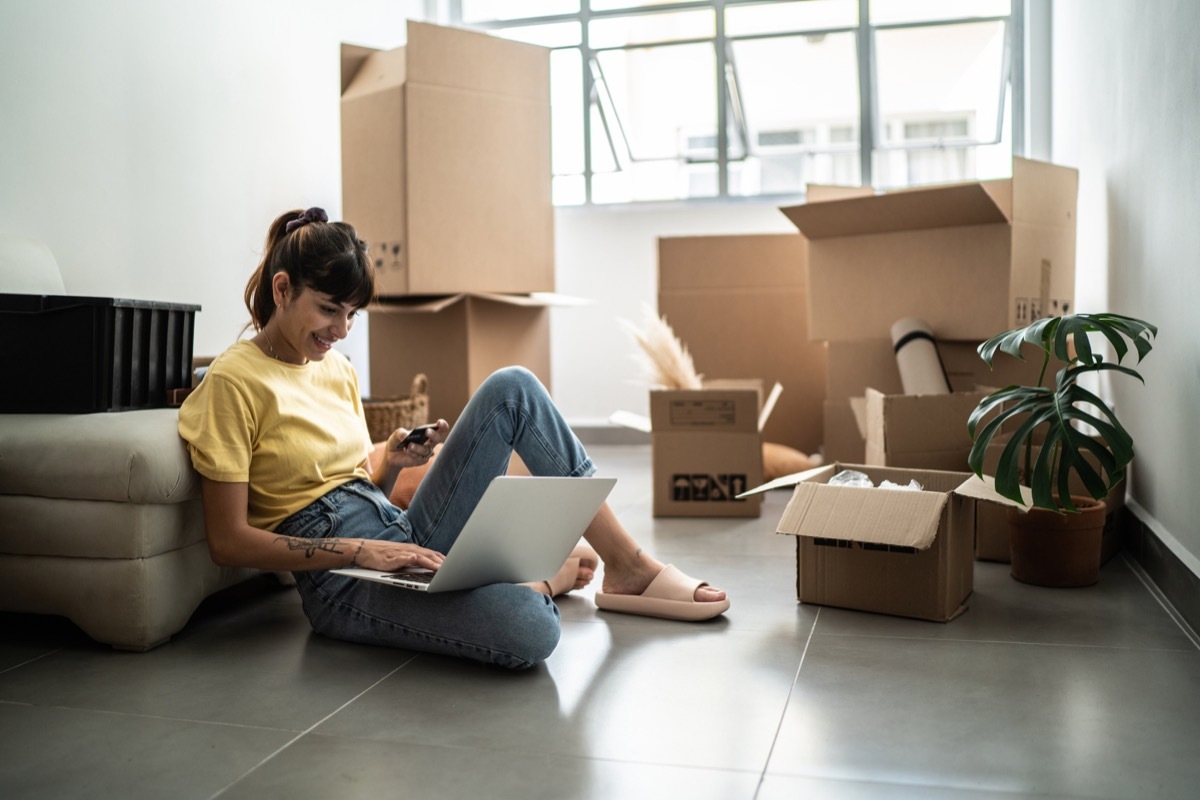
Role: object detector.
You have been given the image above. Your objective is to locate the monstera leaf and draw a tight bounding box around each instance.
[967,313,1157,512]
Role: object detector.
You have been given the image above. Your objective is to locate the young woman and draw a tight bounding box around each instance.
[178,207,729,670]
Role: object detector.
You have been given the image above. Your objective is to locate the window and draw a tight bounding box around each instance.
[451,0,1020,205]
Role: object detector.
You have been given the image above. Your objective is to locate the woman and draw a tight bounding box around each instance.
[179,207,729,670]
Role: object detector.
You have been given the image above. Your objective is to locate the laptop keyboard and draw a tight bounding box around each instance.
[387,568,434,585]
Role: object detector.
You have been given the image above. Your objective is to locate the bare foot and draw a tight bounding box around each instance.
[601,553,727,604]
[528,543,600,597]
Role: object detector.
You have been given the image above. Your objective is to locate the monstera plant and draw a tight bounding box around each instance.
[967,312,1158,512]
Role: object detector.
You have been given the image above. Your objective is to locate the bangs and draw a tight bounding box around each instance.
[309,249,375,309]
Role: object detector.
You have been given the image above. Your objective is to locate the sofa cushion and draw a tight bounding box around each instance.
[0,495,206,558]
[0,409,198,503]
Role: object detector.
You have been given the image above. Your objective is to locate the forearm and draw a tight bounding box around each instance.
[207,521,365,572]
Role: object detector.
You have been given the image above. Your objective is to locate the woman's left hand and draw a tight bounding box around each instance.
[384,419,449,469]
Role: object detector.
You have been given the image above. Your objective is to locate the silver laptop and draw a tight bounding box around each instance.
[331,476,616,593]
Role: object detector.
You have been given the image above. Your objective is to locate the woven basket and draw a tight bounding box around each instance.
[363,374,429,443]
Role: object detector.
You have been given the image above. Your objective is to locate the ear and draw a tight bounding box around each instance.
[271,271,292,306]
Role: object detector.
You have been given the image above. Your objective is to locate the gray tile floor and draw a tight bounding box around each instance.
[2,444,1199,799]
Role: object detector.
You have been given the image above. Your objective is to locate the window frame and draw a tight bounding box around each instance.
[449,0,1024,205]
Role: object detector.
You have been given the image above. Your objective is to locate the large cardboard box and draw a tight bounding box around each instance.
[341,21,554,296]
[657,234,826,454]
[368,294,555,424]
[975,435,1127,564]
[650,380,774,518]
[745,463,979,622]
[780,157,1079,342]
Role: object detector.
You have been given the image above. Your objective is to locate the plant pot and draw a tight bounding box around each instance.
[1006,496,1107,587]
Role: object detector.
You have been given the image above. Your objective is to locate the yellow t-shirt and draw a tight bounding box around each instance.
[178,340,373,531]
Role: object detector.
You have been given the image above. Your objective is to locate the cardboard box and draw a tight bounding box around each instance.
[823,338,1059,464]
[368,293,558,424]
[657,234,826,454]
[974,435,1127,564]
[780,157,1079,342]
[650,380,776,518]
[863,387,992,472]
[746,463,979,622]
[341,21,554,296]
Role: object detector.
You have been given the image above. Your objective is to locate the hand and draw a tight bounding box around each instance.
[354,539,445,573]
[384,419,449,470]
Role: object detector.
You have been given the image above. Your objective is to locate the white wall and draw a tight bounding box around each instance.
[0,0,423,370]
[1052,0,1200,569]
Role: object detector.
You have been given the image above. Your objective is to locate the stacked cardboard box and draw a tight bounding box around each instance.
[342,21,558,421]
[752,158,1082,617]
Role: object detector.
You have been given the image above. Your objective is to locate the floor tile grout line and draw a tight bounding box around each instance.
[811,630,1198,654]
[753,606,821,800]
[206,655,419,800]
[1123,553,1200,651]
[0,647,59,676]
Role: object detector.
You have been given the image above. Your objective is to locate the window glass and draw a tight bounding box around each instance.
[873,20,1009,188]
[489,21,582,47]
[461,0,579,24]
[589,9,714,49]
[591,42,717,201]
[590,0,686,11]
[870,0,1010,25]
[727,31,861,195]
[725,0,857,37]
[551,49,585,176]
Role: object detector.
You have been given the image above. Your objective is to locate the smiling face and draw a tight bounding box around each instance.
[269,272,361,363]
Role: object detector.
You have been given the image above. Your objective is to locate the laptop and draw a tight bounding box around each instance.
[331,475,616,593]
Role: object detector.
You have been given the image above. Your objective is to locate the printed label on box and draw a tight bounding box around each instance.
[671,474,751,502]
[668,400,737,427]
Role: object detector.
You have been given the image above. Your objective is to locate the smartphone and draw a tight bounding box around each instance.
[398,423,438,448]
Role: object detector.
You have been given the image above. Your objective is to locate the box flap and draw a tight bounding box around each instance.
[954,473,1033,510]
[738,463,833,497]
[778,479,948,550]
[758,382,783,432]
[341,45,408,99]
[780,182,1010,240]
[805,184,875,203]
[370,292,584,314]
[406,20,549,101]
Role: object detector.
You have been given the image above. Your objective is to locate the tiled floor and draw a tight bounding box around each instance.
[2,444,1199,799]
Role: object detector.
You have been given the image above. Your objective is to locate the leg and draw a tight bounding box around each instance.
[404,366,595,553]
[283,480,560,669]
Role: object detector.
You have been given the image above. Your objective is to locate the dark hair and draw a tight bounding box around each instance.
[243,208,375,331]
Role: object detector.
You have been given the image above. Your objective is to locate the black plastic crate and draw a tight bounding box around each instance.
[0,294,200,413]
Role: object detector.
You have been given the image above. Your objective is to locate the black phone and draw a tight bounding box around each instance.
[398,423,438,448]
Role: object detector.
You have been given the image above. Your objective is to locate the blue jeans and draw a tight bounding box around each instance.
[279,367,596,670]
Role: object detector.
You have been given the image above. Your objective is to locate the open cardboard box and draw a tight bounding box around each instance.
[368,292,583,424]
[341,21,554,296]
[781,157,1079,343]
[742,463,1030,621]
[615,380,781,518]
[657,234,826,454]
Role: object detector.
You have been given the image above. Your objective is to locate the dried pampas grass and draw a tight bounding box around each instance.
[619,305,703,390]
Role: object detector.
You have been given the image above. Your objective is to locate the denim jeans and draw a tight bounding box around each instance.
[279,366,596,669]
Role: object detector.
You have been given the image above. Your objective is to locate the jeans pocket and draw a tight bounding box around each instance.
[277,504,335,540]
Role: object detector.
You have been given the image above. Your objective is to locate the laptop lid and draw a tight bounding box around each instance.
[334,476,616,593]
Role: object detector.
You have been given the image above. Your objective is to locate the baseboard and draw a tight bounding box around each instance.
[1122,501,1200,645]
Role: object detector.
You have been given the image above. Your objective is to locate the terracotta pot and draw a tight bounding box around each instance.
[1006,496,1107,587]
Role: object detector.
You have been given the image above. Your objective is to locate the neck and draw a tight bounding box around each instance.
[262,323,306,365]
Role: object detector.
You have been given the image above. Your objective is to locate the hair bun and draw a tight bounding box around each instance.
[285,207,329,234]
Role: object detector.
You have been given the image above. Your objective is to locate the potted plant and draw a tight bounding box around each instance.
[967,312,1158,587]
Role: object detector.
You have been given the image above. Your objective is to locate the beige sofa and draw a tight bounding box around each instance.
[0,408,267,650]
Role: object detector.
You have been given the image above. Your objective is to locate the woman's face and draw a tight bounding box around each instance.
[273,278,360,363]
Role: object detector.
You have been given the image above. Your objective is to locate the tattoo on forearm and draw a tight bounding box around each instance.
[277,536,349,559]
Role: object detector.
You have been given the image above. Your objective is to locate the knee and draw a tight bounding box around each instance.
[485,365,543,397]
[502,594,561,669]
